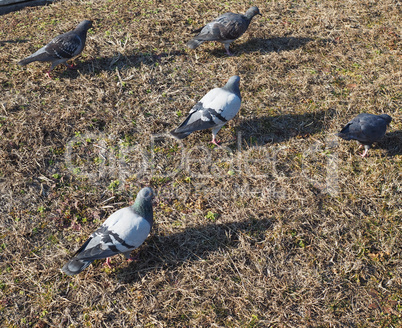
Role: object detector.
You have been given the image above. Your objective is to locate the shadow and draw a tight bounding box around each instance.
[0,39,28,46]
[237,108,336,146]
[0,0,53,16]
[238,36,314,55]
[56,50,186,79]
[116,217,273,282]
[377,130,402,156]
[206,37,314,56]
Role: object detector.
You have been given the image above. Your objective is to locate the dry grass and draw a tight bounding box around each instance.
[0,0,401,327]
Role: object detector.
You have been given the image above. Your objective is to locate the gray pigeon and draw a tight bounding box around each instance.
[187,6,262,55]
[171,75,241,146]
[18,20,92,78]
[61,187,154,275]
[337,113,392,157]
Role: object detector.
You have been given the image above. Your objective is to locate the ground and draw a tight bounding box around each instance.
[0,0,401,327]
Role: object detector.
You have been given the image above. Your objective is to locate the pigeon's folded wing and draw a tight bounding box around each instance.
[45,33,83,60]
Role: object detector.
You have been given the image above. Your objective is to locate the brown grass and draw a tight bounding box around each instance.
[0,0,401,327]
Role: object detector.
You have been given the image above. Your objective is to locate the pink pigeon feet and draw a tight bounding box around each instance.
[358,144,369,157]
[210,138,221,147]
[46,71,53,79]
[360,149,369,158]
[126,253,140,263]
[103,257,112,268]
[65,63,77,69]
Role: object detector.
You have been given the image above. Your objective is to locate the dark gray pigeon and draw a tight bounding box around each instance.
[18,20,92,78]
[187,6,262,55]
[171,75,241,146]
[62,187,154,275]
[337,113,392,157]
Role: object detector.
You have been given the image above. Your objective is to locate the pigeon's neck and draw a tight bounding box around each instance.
[379,114,392,125]
[75,27,89,38]
[244,11,258,20]
[223,84,241,99]
[131,200,153,224]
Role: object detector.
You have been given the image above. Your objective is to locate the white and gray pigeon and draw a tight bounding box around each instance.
[171,75,241,146]
[187,6,262,55]
[18,20,92,78]
[61,187,154,276]
[337,113,392,157]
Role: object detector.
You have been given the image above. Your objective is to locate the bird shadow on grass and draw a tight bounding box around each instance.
[377,131,402,156]
[116,217,273,283]
[235,108,337,147]
[207,36,314,57]
[58,50,186,79]
[0,39,28,46]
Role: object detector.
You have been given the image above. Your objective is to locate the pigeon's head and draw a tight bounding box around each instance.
[132,187,154,219]
[227,75,240,87]
[224,75,241,97]
[137,187,154,202]
[379,114,392,125]
[245,6,262,19]
[76,20,93,31]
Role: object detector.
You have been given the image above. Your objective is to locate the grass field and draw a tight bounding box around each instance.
[0,0,401,326]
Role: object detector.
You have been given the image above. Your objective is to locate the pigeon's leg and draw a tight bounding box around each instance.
[209,136,222,147]
[126,254,140,262]
[46,62,58,79]
[103,257,112,268]
[64,62,77,70]
[224,43,233,56]
[360,145,370,158]
[123,251,139,262]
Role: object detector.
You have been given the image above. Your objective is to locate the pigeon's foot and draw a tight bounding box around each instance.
[46,71,53,79]
[103,257,112,268]
[127,253,140,262]
[360,149,369,158]
[210,138,222,147]
[65,63,77,70]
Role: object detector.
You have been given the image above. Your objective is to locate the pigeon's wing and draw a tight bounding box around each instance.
[44,32,83,60]
[18,32,82,66]
[337,114,386,143]
[195,13,248,41]
[214,13,249,40]
[358,116,387,142]
[337,118,370,142]
[62,192,152,276]
[74,207,151,261]
[173,88,240,134]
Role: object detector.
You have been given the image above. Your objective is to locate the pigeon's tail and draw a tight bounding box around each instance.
[191,26,204,34]
[18,56,37,66]
[187,39,204,49]
[18,51,50,66]
[170,129,192,140]
[61,258,93,276]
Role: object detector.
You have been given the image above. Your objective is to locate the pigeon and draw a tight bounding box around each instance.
[337,113,392,157]
[18,20,93,78]
[171,75,241,146]
[187,6,262,55]
[61,187,154,275]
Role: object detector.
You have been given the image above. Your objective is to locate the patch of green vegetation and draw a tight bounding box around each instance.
[205,211,219,221]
